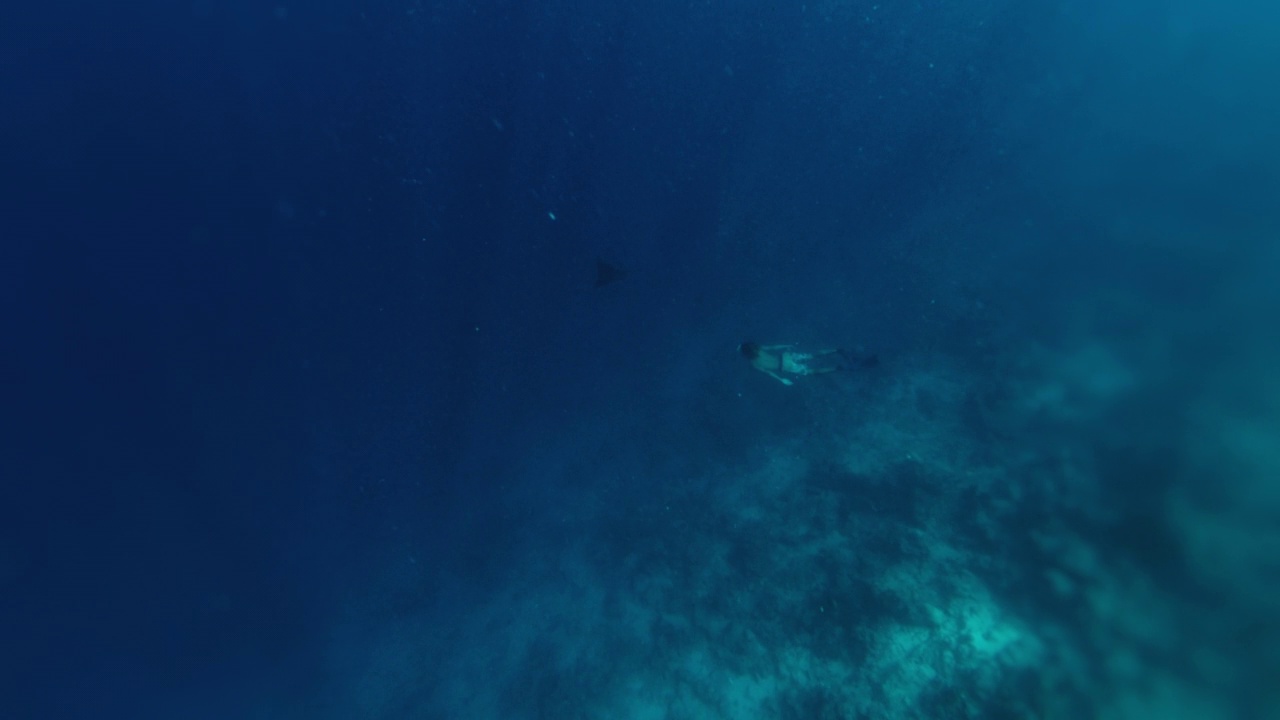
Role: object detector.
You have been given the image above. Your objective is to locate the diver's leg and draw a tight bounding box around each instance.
[835,349,879,369]
[810,349,879,373]
[805,350,850,374]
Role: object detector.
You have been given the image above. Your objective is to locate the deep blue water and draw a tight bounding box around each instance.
[4,1,1278,718]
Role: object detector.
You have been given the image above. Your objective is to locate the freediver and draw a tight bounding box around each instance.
[738,342,878,386]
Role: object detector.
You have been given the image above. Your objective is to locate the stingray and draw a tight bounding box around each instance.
[595,258,626,287]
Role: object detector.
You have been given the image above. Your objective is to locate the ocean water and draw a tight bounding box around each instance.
[3,1,1278,718]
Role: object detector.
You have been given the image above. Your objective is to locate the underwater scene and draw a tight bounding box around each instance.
[3,0,1278,718]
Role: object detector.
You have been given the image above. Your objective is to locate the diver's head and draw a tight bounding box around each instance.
[738,342,760,360]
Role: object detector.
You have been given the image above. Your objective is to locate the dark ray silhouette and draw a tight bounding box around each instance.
[595,258,626,287]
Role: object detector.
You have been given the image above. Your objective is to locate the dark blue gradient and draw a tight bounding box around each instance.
[3,1,1277,718]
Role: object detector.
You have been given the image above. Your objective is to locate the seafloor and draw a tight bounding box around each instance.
[334,323,1277,719]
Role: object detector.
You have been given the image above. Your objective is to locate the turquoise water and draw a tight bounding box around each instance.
[3,1,1277,718]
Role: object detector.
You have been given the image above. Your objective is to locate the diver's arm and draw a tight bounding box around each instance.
[765,370,794,386]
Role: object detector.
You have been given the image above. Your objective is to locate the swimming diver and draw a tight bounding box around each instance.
[738,342,877,386]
